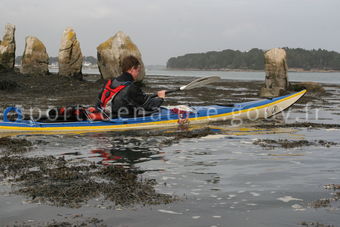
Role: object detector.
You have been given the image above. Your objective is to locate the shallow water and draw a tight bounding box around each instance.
[51,67,340,84]
[1,76,340,226]
[148,69,340,84]
[1,125,340,226]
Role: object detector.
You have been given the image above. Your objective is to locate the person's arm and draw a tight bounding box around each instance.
[126,84,164,110]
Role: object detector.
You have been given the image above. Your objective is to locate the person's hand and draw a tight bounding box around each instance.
[157,90,166,98]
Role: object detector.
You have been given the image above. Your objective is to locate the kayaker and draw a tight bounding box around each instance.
[96,55,166,118]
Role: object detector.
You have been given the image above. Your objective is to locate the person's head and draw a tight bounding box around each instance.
[121,55,141,80]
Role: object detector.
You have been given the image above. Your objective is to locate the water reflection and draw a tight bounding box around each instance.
[90,149,123,165]
[80,126,219,166]
[89,136,167,166]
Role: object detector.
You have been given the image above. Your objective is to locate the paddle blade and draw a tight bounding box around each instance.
[180,76,221,90]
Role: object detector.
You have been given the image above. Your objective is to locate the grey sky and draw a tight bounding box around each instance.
[1,0,339,65]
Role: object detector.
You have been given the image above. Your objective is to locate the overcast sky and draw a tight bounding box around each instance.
[1,0,339,65]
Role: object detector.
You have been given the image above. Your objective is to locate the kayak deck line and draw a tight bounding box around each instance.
[0,90,306,133]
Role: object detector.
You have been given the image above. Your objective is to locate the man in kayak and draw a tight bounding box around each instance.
[96,55,166,118]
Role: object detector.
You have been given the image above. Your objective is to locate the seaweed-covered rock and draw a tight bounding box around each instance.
[0,80,18,91]
[0,137,32,154]
[260,48,288,97]
[58,28,83,79]
[0,24,16,72]
[291,82,325,93]
[20,36,49,76]
[97,31,145,81]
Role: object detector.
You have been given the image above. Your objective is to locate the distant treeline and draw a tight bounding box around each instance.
[167,48,340,70]
[15,56,97,65]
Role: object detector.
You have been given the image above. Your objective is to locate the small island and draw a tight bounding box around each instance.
[167,48,340,72]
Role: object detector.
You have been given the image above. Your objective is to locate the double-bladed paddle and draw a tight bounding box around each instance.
[159,76,221,96]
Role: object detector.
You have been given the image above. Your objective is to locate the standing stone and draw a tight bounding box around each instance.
[20,36,49,76]
[58,28,83,79]
[97,31,145,81]
[260,48,289,97]
[0,24,16,72]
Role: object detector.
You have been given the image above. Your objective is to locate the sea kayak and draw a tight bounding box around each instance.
[0,90,306,133]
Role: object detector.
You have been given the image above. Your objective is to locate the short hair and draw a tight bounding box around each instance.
[121,55,141,72]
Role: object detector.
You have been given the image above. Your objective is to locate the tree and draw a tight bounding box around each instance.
[166,48,340,70]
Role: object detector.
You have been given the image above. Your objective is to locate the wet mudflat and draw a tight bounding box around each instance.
[0,71,340,226]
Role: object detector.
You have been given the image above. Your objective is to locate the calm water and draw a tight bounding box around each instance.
[148,69,340,84]
[66,67,340,84]
[2,121,340,226]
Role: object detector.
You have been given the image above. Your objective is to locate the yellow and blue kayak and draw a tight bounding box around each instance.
[0,90,306,133]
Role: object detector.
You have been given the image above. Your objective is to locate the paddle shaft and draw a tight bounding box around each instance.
[165,88,181,95]
[152,76,221,98]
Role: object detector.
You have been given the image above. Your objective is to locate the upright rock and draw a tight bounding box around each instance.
[20,36,49,76]
[260,48,289,97]
[97,31,145,81]
[0,24,16,72]
[58,28,83,79]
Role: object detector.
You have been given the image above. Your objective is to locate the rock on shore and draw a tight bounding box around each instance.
[291,81,325,93]
[97,31,145,81]
[20,36,49,76]
[260,48,288,97]
[58,28,83,79]
[0,24,16,72]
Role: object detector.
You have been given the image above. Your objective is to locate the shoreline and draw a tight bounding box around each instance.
[0,70,332,111]
[165,67,340,73]
[20,66,340,74]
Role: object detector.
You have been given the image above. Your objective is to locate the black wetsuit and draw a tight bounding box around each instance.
[97,72,164,117]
